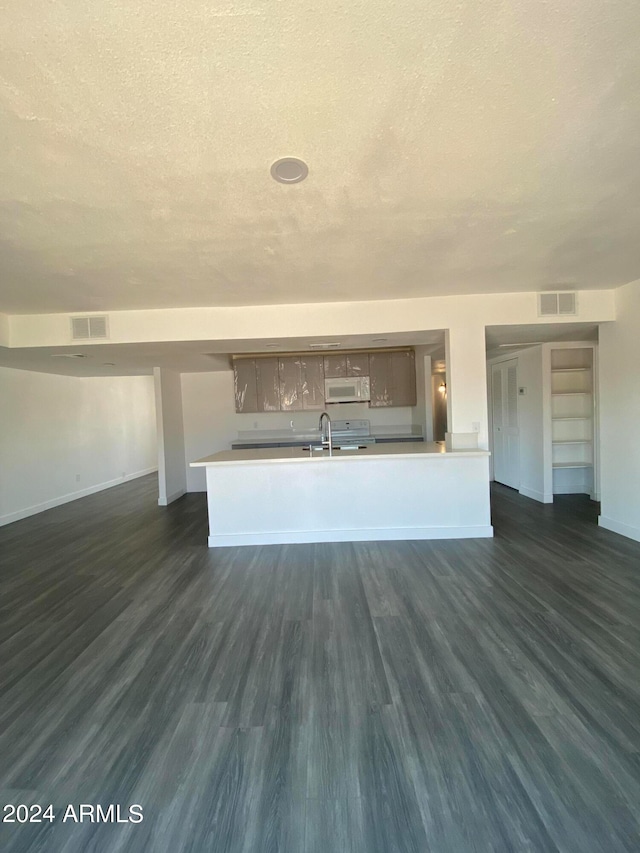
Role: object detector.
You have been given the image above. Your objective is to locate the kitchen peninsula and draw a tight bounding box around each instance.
[191,442,492,547]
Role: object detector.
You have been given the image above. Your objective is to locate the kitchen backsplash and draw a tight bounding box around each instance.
[234,401,423,437]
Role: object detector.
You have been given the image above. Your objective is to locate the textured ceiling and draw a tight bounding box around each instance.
[2,0,640,314]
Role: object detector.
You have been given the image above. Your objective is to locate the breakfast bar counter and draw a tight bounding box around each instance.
[191,442,492,547]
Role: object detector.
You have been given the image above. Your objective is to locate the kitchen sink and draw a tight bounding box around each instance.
[301,445,369,452]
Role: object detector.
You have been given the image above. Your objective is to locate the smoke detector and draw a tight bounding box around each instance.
[271,158,309,184]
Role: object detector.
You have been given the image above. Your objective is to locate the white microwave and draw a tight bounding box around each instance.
[324,376,371,404]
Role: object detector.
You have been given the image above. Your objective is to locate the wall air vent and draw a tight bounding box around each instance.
[538,292,577,317]
[71,315,109,340]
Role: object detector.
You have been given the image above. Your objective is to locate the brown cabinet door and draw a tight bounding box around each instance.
[324,353,369,376]
[390,350,416,406]
[301,356,325,410]
[323,354,347,378]
[369,351,416,407]
[369,352,393,407]
[255,358,281,411]
[278,357,303,411]
[346,352,370,376]
[234,359,258,413]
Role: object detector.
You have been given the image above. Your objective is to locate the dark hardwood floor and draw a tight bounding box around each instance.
[1,476,639,852]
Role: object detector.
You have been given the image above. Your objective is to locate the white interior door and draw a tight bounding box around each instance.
[491,359,520,489]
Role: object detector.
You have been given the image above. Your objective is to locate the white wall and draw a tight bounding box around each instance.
[9,289,616,349]
[446,324,489,449]
[235,402,417,435]
[599,281,640,542]
[0,367,157,526]
[182,371,238,492]
[154,368,187,505]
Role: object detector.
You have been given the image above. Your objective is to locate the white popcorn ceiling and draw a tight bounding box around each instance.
[1,0,640,313]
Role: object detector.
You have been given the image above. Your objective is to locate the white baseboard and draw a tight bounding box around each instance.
[519,486,553,504]
[158,487,186,506]
[0,467,158,527]
[207,525,494,548]
[598,515,640,544]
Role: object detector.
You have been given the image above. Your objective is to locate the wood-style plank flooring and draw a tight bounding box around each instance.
[1,476,640,852]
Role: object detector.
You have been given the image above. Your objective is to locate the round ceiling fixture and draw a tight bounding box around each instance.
[271,157,309,184]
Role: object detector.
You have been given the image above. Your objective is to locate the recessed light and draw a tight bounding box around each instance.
[103,362,116,366]
[265,343,280,349]
[271,158,309,184]
[51,353,88,358]
[372,338,388,343]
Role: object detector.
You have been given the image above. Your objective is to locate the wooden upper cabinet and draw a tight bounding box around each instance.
[279,355,325,411]
[234,349,412,413]
[323,354,347,378]
[369,352,392,407]
[300,355,325,410]
[278,357,303,411]
[234,358,282,412]
[346,352,370,376]
[255,358,281,412]
[369,350,416,407]
[323,352,370,378]
[234,358,258,413]
[390,350,416,407]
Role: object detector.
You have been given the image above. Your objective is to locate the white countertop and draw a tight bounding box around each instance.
[191,441,489,467]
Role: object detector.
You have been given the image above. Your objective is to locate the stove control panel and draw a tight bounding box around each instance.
[332,419,370,435]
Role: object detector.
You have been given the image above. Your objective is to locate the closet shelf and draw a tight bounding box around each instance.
[551,368,591,373]
[553,462,593,469]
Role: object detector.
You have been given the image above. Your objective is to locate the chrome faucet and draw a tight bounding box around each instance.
[318,411,333,456]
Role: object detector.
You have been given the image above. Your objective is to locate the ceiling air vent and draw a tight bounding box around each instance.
[538,292,577,317]
[71,315,109,340]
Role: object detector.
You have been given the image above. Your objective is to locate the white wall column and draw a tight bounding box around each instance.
[445,324,489,451]
[599,281,640,542]
[154,368,187,506]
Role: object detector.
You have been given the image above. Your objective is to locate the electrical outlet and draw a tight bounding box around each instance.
[472,422,480,433]
[253,421,258,428]
[75,473,81,482]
